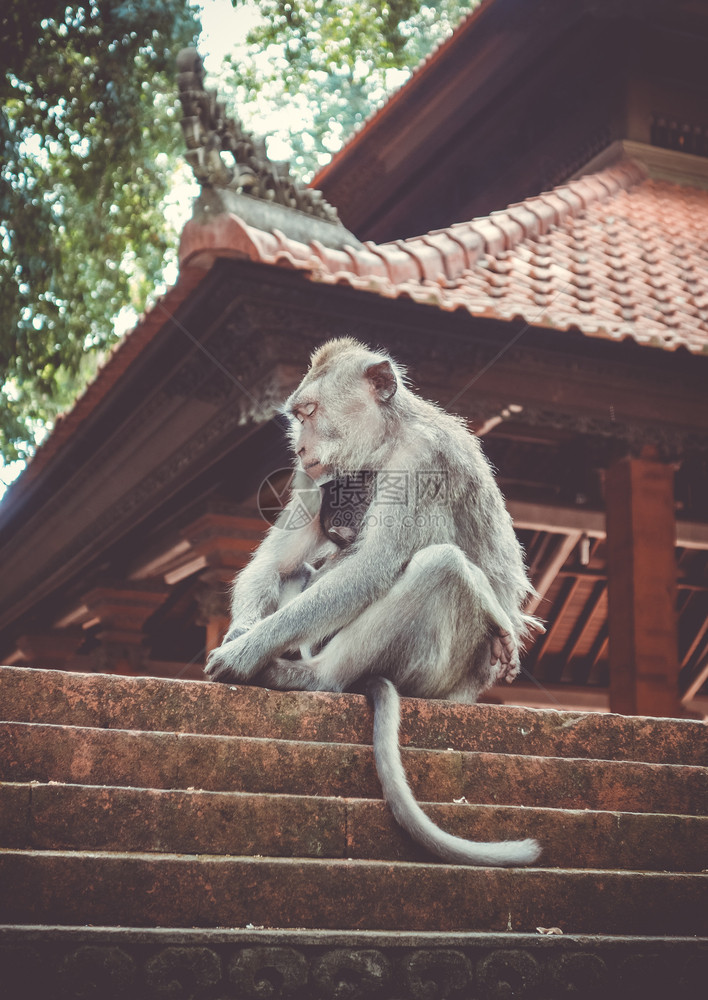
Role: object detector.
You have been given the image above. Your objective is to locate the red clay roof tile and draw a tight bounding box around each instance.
[183,155,708,357]
[488,211,525,247]
[444,224,486,267]
[467,218,507,254]
[394,238,447,282]
[418,233,467,281]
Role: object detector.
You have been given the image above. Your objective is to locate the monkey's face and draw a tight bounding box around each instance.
[286,356,397,480]
[290,398,330,481]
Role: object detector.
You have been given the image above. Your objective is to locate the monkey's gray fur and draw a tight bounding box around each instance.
[206,338,542,867]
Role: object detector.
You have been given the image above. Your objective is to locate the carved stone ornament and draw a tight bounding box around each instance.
[3,935,707,999]
[176,48,362,250]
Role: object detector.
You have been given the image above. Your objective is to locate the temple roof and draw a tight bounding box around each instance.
[8,146,708,509]
[180,155,708,356]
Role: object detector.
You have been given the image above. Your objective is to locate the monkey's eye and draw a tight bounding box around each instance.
[295,402,317,423]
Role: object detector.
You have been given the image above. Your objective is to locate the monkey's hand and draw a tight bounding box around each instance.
[205,627,267,683]
[490,627,520,684]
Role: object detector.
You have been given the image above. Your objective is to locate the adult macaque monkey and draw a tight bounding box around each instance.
[206,338,542,867]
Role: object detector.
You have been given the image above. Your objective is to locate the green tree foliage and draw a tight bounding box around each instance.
[227,0,477,177]
[0,1,200,465]
[0,0,475,471]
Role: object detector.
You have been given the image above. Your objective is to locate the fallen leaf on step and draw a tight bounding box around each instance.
[537,927,563,935]
[453,796,468,804]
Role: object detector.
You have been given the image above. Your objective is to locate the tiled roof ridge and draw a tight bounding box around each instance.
[179,152,708,362]
[387,156,649,285]
[180,156,649,291]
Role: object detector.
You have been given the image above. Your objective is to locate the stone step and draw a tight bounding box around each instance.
[1,665,706,765]
[0,849,706,935]
[2,781,706,872]
[1,925,706,1000]
[2,720,706,815]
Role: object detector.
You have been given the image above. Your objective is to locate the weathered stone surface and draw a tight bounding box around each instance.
[0,783,29,848]
[227,945,308,998]
[399,947,472,999]
[311,948,392,1000]
[0,722,182,789]
[1,666,705,765]
[0,851,706,935]
[344,799,708,872]
[2,721,705,814]
[458,750,708,815]
[24,784,347,858]
[0,942,52,998]
[0,722,457,801]
[1,662,707,952]
[476,947,542,997]
[3,782,707,873]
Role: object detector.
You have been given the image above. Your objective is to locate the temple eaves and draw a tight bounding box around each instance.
[176,47,363,252]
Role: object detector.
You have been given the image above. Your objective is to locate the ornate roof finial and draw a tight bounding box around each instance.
[176,47,351,239]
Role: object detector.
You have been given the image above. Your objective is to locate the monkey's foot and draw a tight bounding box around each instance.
[258,659,322,691]
[204,638,251,683]
[204,627,273,684]
[204,648,240,683]
[205,663,238,684]
[204,627,251,682]
[490,628,520,683]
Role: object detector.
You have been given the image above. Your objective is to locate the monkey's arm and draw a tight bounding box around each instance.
[225,504,324,634]
[207,510,411,681]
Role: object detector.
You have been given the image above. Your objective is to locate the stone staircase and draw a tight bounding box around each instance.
[0,664,707,998]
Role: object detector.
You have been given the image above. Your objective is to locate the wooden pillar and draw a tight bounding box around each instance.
[605,456,681,717]
[82,585,167,674]
[195,570,232,657]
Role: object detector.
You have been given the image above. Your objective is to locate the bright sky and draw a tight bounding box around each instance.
[197,0,300,161]
[200,0,262,72]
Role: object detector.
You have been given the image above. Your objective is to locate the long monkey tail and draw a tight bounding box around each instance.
[366,676,542,867]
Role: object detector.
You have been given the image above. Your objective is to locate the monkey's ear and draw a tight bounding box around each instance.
[365,360,397,402]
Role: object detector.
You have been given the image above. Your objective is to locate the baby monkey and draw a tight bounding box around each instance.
[206,338,542,867]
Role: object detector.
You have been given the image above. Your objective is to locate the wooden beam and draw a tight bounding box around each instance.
[530,576,583,683]
[525,533,554,580]
[562,579,606,679]
[509,501,605,538]
[130,514,266,584]
[675,521,708,550]
[525,532,582,615]
[682,656,708,705]
[588,622,609,681]
[682,615,708,672]
[508,499,708,550]
[605,457,681,717]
